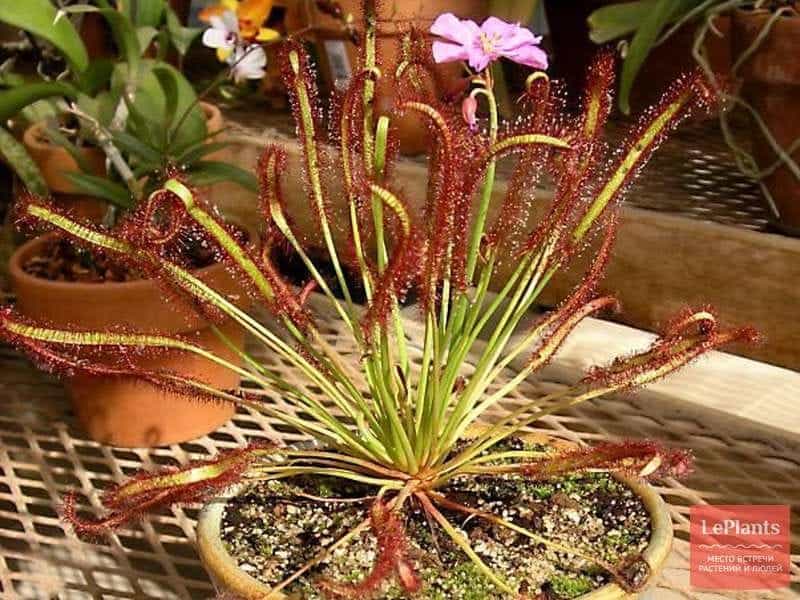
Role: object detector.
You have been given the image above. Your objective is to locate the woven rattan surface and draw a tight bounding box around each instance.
[616,120,771,232]
[0,304,798,599]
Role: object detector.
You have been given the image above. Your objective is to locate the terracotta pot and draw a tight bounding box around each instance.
[196,430,673,598]
[9,235,244,447]
[200,101,228,162]
[22,121,108,220]
[202,101,225,136]
[310,0,488,155]
[733,8,800,235]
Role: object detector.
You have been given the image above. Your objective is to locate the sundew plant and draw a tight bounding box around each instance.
[1,1,756,597]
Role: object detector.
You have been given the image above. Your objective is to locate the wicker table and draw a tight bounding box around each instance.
[0,304,798,599]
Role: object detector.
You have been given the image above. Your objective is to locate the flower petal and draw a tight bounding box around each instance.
[221,9,239,33]
[480,16,518,39]
[232,45,267,82]
[483,17,542,50]
[238,0,273,28]
[504,44,549,70]
[501,27,541,52]
[217,46,234,62]
[432,40,470,64]
[467,49,492,73]
[430,13,480,44]
[255,27,280,41]
[202,28,230,49]
[198,5,225,23]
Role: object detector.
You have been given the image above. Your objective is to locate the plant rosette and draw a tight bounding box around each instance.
[197,428,673,599]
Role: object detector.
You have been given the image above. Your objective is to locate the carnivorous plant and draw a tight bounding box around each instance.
[1,2,756,596]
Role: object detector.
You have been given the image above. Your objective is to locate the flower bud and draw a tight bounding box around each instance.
[462,95,479,132]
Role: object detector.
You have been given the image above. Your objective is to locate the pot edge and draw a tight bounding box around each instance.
[196,432,674,599]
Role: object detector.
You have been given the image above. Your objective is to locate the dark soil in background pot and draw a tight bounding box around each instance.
[220,439,651,599]
[22,229,244,283]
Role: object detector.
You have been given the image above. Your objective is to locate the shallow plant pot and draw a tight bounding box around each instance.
[733,8,800,235]
[310,0,488,155]
[9,235,244,447]
[196,431,673,598]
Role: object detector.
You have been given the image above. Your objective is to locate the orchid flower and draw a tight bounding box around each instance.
[229,44,267,83]
[431,13,548,72]
[201,10,241,62]
[200,0,279,46]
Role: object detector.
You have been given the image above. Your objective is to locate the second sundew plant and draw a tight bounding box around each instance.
[1,2,757,597]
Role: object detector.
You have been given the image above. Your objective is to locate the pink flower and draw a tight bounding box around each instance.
[430,13,548,73]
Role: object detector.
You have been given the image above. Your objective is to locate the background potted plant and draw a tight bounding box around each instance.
[0,0,276,447]
[0,3,758,597]
[308,0,490,154]
[587,0,800,234]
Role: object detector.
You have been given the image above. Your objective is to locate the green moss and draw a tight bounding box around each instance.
[426,561,501,600]
[526,482,555,500]
[549,574,594,599]
[258,540,274,557]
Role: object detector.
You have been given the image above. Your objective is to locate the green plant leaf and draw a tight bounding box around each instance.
[75,59,115,96]
[151,62,207,151]
[176,140,232,165]
[120,0,166,28]
[118,83,160,145]
[112,130,162,165]
[0,1,89,73]
[136,26,159,53]
[98,8,143,68]
[617,0,681,114]
[588,1,655,44]
[64,172,134,208]
[187,161,258,192]
[166,7,202,56]
[0,126,48,196]
[0,82,77,123]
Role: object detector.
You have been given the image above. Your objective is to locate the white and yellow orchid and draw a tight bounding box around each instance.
[199,0,280,53]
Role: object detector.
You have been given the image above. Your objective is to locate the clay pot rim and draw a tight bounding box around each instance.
[201,101,223,133]
[22,121,101,155]
[196,428,674,599]
[8,233,227,294]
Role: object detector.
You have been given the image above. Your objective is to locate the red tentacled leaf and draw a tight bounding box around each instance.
[317,499,419,599]
[580,48,617,142]
[362,227,425,338]
[62,443,274,538]
[571,70,718,240]
[280,41,335,240]
[520,440,693,482]
[583,307,760,392]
